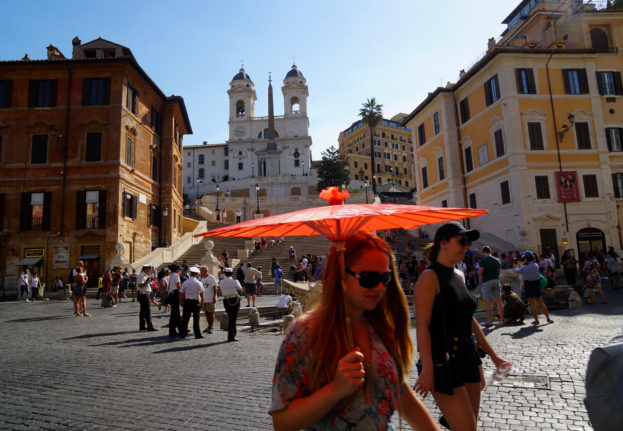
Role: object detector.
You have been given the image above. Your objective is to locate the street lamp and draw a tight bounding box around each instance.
[251,161,255,178]
[162,207,169,247]
[215,184,220,211]
[364,180,369,204]
[196,178,204,201]
[255,183,261,214]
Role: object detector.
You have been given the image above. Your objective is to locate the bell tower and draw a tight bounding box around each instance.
[228,67,256,120]
[282,64,308,117]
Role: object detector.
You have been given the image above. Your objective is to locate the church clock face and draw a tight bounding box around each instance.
[234,126,246,137]
[289,121,304,136]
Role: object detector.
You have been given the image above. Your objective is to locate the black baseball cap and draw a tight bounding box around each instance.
[434,221,480,243]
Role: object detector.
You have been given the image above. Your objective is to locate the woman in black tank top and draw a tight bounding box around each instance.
[413,222,508,431]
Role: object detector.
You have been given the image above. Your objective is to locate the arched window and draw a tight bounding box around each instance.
[590,28,609,50]
[198,168,204,179]
[198,154,204,164]
[236,100,245,117]
[290,96,300,113]
[257,128,280,139]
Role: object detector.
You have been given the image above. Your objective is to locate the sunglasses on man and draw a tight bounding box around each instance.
[345,268,392,288]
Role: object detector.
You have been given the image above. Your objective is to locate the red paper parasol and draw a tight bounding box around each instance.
[194,187,487,241]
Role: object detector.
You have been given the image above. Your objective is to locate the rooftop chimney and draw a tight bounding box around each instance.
[72,36,82,59]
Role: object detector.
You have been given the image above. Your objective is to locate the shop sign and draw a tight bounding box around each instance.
[556,171,580,202]
[25,248,44,258]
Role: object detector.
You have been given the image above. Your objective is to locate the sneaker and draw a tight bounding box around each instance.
[203,328,210,333]
[207,327,213,334]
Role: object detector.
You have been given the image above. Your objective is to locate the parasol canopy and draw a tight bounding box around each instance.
[194,187,487,242]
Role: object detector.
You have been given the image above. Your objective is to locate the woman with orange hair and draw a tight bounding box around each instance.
[270,231,437,430]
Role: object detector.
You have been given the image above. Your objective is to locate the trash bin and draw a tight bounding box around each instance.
[38,283,45,299]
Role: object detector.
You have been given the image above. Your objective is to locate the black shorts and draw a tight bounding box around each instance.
[418,337,482,395]
[245,283,257,295]
[524,279,541,298]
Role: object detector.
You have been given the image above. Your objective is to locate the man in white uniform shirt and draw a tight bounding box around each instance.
[199,266,218,334]
[220,267,242,342]
[137,264,157,331]
[167,265,183,338]
[179,266,205,339]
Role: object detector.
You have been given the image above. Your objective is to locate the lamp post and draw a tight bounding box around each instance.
[364,180,369,204]
[251,161,255,178]
[195,178,203,201]
[255,183,261,215]
[215,184,220,211]
[162,207,169,247]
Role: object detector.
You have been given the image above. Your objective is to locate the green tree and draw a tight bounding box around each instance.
[316,145,350,192]
[359,97,383,195]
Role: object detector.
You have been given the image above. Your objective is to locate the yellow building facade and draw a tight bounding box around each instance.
[404,0,623,257]
[338,118,415,190]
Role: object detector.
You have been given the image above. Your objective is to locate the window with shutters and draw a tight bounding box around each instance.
[198,154,204,165]
[152,156,158,181]
[418,123,426,146]
[438,157,445,181]
[596,71,622,96]
[224,159,229,170]
[376,163,381,173]
[459,98,470,123]
[563,69,588,94]
[31,134,47,164]
[528,122,544,150]
[494,129,505,157]
[150,107,162,135]
[464,147,473,172]
[82,78,110,105]
[575,122,592,150]
[469,193,477,209]
[433,112,440,135]
[515,68,536,94]
[28,79,57,107]
[590,28,610,49]
[126,138,134,168]
[122,192,138,219]
[500,181,511,205]
[535,176,550,199]
[0,80,12,108]
[612,173,623,198]
[484,75,500,106]
[198,168,204,179]
[126,84,139,115]
[606,127,623,152]
[20,192,51,231]
[85,132,102,162]
[421,166,428,189]
[583,174,599,198]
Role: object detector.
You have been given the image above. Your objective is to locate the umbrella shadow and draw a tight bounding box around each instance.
[64,330,137,340]
[90,334,172,348]
[153,340,230,354]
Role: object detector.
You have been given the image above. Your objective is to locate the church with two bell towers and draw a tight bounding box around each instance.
[183,65,318,219]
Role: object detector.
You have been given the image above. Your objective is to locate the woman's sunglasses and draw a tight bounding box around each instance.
[454,236,472,247]
[345,268,392,288]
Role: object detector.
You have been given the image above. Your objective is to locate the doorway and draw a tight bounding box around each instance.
[539,229,558,265]
[80,246,100,288]
[576,228,606,256]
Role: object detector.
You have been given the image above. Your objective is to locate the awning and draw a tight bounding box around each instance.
[79,254,100,260]
[15,257,42,266]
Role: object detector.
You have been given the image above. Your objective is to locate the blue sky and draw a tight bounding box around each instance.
[1,0,520,159]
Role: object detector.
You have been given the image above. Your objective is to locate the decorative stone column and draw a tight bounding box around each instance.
[200,238,219,278]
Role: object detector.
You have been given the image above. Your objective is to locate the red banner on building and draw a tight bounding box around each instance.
[556,171,580,202]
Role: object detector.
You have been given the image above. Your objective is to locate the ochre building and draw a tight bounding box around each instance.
[0,37,191,296]
[404,0,623,257]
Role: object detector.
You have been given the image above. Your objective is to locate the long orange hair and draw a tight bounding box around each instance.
[306,231,413,392]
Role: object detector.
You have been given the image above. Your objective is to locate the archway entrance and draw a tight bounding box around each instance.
[576,228,606,256]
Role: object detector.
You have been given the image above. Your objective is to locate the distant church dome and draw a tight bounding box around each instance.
[285,64,304,79]
[232,68,252,81]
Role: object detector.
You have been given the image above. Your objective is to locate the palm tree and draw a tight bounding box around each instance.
[359,98,383,195]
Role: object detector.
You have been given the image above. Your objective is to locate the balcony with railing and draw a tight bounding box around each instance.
[30,217,43,231]
[87,216,99,229]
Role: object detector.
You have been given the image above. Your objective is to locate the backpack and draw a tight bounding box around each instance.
[584,341,623,430]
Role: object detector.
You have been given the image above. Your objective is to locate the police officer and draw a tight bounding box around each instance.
[179,266,205,339]
[137,264,157,331]
[220,267,242,342]
[167,265,183,338]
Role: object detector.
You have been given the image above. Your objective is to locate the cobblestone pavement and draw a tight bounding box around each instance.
[1,290,622,430]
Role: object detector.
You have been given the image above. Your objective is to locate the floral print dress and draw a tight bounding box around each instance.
[270,315,405,430]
